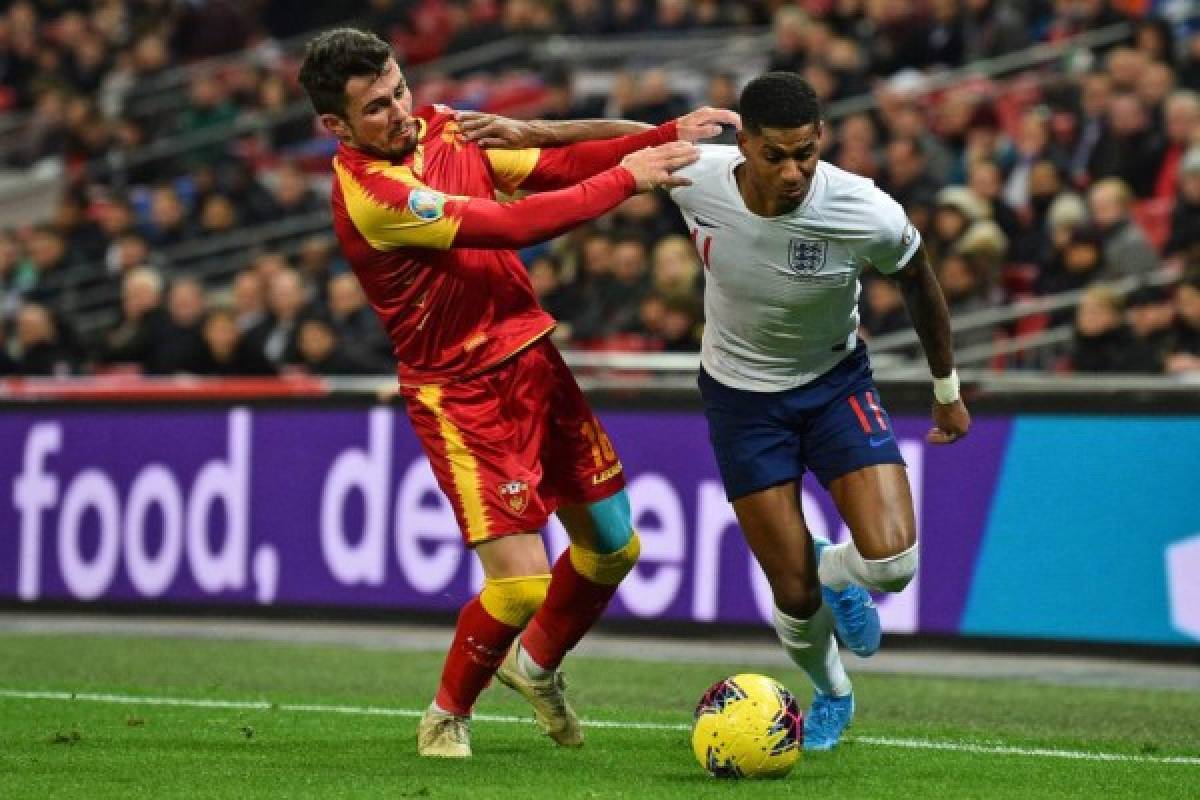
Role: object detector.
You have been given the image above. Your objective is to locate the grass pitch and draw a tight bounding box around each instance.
[0,633,1197,799]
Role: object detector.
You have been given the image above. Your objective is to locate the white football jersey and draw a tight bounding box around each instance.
[669,145,920,392]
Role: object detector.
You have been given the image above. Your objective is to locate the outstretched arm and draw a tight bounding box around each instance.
[457,107,739,148]
[465,108,739,192]
[890,244,971,444]
[458,115,652,148]
[340,142,699,252]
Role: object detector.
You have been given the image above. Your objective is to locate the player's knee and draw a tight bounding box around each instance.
[479,574,550,627]
[862,542,918,593]
[586,491,634,553]
[568,531,641,587]
[772,578,823,620]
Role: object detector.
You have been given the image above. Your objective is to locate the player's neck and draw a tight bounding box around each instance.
[734,164,801,218]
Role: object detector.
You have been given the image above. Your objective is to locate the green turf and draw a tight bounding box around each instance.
[0,633,1197,799]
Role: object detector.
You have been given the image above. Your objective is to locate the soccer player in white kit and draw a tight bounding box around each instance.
[666,72,971,749]
[456,73,969,750]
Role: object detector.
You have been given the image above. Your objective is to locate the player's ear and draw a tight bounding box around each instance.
[736,129,749,156]
[320,113,352,142]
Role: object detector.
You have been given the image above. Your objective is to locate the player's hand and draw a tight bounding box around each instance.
[675,106,742,142]
[928,398,970,445]
[456,111,531,149]
[620,141,700,191]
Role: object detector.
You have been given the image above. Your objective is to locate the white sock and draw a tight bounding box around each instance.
[772,604,852,697]
[817,541,865,591]
[516,640,553,680]
[819,541,918,593]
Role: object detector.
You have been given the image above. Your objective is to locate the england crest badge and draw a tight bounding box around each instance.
[787,238,827,275]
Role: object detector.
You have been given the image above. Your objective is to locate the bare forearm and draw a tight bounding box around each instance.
[895,246,955,378]
[521,119,653,146]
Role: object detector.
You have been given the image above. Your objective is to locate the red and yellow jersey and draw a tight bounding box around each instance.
[330,104,676,384]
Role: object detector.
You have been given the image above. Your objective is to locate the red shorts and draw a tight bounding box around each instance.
[400,337,625,545]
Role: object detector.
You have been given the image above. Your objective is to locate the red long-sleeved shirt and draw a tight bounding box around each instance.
[330,104,676,384]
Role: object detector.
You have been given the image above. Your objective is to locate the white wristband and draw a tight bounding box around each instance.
[933,369,960,405]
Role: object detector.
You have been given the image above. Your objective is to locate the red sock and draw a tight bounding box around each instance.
[520,551,618,671]
[434,596,521,716]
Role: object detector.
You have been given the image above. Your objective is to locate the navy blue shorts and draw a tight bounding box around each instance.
[698,342,905,500]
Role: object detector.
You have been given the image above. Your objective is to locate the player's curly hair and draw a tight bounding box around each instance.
[298,28,392,117]
[739,72,821,133]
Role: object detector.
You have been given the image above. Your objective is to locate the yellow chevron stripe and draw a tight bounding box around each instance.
[415,385,491,542]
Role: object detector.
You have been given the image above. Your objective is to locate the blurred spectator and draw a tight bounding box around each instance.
[327,272,393,369]
[1125,285,1176,373]
[561,229,617,340]
[99,267,170,370]
[626,69,688,126]
[604,234,652,334]
[1037,227,1107,325]
[880,136,938,212]
[1004,109,1067,212]
[18,225,73,305]
[232,269,268,333]
[924,0,965,69]
[528,253,573,321]
[266,162,325,218]
[860,276,909,338]
[1088,93,1167,199]
[967,159,1021,254]
[144,186,197,248]
[650,235,702,305]
[657,295,702,352]
[1165,148,1200,261]
[962,0,1029,62]
[936,253,993,351]
[176,73,239,167]
[1156,91,1200,202]
[52,195,107,266]
[190,307,276,376]
[198,194,240,237]
[1070,285,1154,373]
[295,315,381,375]
[105,232,156,277]
[13,302,75,376]
[767,6,809,73]
[1070,71,1112,186]
[246,268,312,366]
[0,230,20,319]
[954,218,1009,289]
[1165,275,1200,375]
[929,186,987,265]
[1087,179,1159,280]
[155,276,209,374]
[298,235,344,298]
[1132,17,1172,63]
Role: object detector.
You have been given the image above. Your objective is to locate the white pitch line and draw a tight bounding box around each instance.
[2,688,1198,766]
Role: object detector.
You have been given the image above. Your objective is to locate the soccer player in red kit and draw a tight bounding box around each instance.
[298,29,737,758]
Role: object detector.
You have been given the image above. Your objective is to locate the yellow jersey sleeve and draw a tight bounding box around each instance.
[334,160,463,251]
[484,148,542,194]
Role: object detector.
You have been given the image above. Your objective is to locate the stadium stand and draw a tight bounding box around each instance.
[0,0,1197,379]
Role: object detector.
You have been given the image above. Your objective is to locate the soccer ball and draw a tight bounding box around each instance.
[691,673,803,779]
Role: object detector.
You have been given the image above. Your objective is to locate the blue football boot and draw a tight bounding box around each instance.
[812,537,882,657]
[803,690,854,751]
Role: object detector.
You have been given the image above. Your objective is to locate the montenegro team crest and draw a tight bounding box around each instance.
[498,479,531,514]
[787,238,827,275]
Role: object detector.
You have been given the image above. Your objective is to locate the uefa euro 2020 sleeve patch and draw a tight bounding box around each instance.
[408,189,445,221]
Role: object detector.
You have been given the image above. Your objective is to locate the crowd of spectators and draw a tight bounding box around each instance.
[0,1,1199,379]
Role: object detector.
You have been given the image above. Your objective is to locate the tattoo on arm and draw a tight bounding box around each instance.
[892,244,955,378]
[526,119,653,146]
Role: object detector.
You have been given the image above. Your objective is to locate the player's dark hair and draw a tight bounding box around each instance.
[739,72,821,134]
[298,28,392,117]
